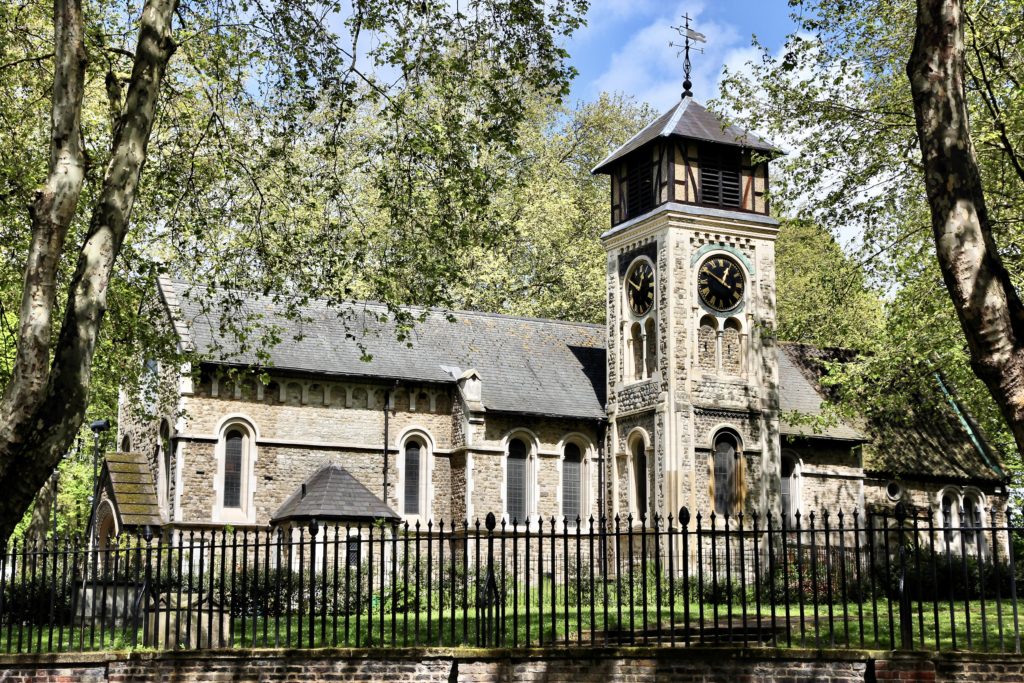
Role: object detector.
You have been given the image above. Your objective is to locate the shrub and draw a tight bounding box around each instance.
[2,563,75,626]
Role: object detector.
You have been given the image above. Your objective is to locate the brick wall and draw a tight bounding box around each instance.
[2,649,1020,683]
[8,651,1024,679]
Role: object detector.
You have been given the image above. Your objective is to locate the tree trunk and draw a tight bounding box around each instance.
[907,0,1024,459]
[0,0,178,542]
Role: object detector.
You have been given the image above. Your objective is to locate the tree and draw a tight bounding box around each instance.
[774,219,883,349]
[449,93,654,323]
[717,0,1024,465]
[0,0,587,541]
[907,0,1024,457]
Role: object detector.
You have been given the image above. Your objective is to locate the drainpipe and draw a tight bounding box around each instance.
[597,420,608,523]
[383,380,399,506]
[597,419,608,575]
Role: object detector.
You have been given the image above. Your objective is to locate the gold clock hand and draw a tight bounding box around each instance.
[707,270,729,287]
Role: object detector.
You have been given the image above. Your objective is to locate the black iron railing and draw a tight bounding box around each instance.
[0,505,1021,653]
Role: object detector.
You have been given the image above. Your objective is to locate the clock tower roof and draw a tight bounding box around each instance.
[592,98,781,175]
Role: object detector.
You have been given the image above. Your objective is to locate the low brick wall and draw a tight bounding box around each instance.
[0,648,1019,682]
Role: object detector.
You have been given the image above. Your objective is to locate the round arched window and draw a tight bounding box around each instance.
[562,443,583,520]
[506,438,529,523]
[712,431,741,517]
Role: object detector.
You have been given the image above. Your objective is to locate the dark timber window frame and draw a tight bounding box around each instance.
[633,440,648,521]
[562,442,583,521]
[712,431,740,517]
[403,439,423,516]
[223,429,244,509]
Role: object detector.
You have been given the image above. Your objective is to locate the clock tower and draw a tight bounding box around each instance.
[593,96,783,526]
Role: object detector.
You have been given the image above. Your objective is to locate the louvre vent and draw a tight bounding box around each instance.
[699,145,742,209]
[626,153,655,219]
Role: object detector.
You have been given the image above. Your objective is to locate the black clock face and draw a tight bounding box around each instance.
[697,255,745,311]
[626,260,655,316]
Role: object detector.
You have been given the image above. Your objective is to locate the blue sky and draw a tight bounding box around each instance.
[564,0,798,111]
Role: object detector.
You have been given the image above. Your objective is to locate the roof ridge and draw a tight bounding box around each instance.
[660,97,690,136]
[591,100,682,174]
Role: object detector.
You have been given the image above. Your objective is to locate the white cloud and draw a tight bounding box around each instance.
[574,0,663,41]
[590,2,748,111]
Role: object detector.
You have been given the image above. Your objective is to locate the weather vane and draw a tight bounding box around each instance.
[670,14,706,99]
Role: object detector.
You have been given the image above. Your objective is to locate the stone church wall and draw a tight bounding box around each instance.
[163,377,603,529]
[863,476,1008,529]
[186,377,455,450]
[783,442,864,518]
[471,414,602,524]
[172,376,457,526]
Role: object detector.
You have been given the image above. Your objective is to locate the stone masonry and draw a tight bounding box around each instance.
[1,648,1021,683]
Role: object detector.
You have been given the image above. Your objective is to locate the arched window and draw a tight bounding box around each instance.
[780,454,799,528]
[712,431,741,517]
[942,493,955,545]
[962,493,983,550]
[95,500,119,568]
[630,322,644,381]
[404,439,422,516]
[562,443,583,521]
[120,435,130,452]
[644,318,657,378]
[698,315,717,372]
[506,438,529,523]
[224,429,244,509]
[216,420,256,522]
[633,439,648,520]
[722,318,742,375]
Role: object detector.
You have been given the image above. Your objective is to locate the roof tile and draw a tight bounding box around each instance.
[271,465,400,523]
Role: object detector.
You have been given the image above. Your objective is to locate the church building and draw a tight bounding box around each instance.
[105,94,1008,550]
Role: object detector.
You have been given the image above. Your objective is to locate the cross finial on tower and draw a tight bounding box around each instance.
[670,14,706,99]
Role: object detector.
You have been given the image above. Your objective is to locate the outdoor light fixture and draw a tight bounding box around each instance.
[90,419,111,434]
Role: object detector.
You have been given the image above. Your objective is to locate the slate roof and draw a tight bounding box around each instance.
[271,465,399,524]
[163,280,1003,484]
[863,380,1005,483]
[103,452,163,527]
[780,344,1004,483]
[592,98,782,175]
[778,344,865,442]
[164,279,606,420]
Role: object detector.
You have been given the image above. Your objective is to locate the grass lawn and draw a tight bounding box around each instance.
[2,598,1021,654]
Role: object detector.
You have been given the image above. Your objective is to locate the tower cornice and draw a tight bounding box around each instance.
[601,202,780,251]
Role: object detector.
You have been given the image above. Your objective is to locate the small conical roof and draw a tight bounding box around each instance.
[592,98,781,175]
[271,464,399,524]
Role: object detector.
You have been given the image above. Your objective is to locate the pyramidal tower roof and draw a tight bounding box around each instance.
[271,464,400,524]
[592,98,781,175]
